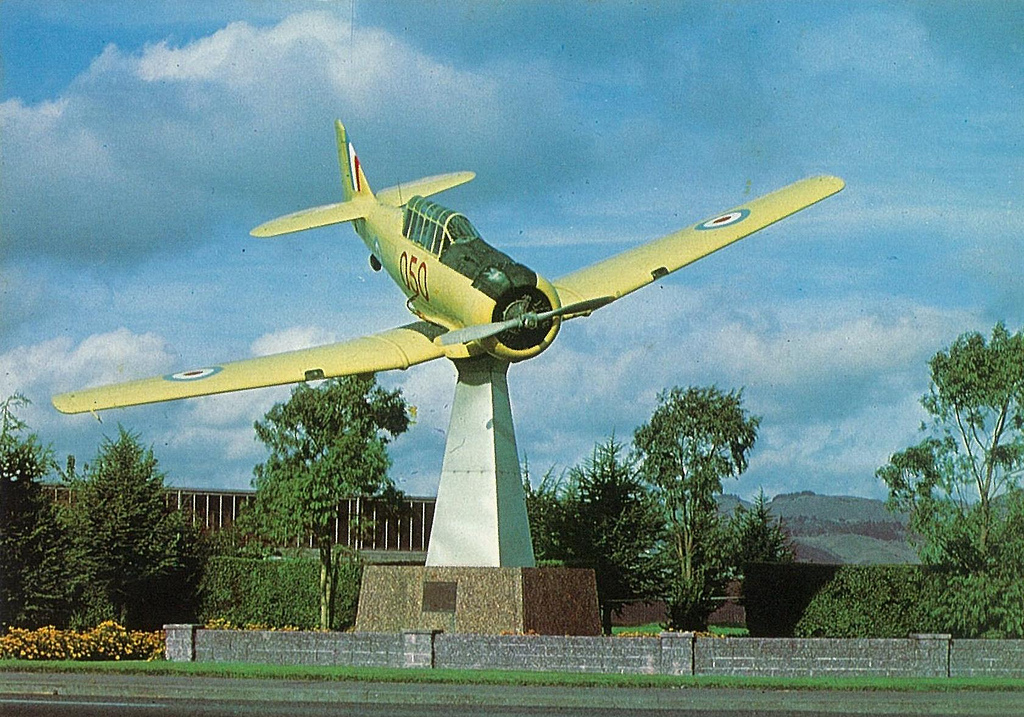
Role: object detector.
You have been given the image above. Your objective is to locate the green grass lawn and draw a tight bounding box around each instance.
[709,625,749,636]
[2,659,1023,692]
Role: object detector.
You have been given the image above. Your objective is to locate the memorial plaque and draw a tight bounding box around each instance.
[422,581,457,613]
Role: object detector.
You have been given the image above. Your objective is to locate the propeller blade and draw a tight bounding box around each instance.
[440,317,522,346]
[535,295,616,322]
[439,295,616,347]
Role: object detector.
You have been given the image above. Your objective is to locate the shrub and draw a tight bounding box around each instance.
[332,556,363,630]
[784,564,1024,639]
[665,571,718,632]
[1,396,75,630]
[0,621,164,661]
[794,565,935,638]
[198,554,362,631]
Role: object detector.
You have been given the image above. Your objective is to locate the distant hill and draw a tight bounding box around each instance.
[719,491,919,565]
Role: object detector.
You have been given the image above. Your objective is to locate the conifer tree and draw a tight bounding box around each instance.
[0,395,73,629]
[65,428,202,629]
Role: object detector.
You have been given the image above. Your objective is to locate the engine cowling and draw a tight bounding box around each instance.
[485,273,561,362]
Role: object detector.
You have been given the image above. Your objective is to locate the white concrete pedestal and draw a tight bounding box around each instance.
[425,356,535,567]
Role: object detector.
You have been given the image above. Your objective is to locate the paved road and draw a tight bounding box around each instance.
[1,672,1019,716]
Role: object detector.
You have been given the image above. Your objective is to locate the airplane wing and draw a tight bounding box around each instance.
[553,175,844,306]
[52,322,447,414]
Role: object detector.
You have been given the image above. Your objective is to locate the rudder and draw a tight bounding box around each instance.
[336,120,373,201]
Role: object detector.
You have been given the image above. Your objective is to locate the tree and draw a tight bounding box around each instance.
[527,437,664,634]
[633,386,760,630]
[523,465,566,563]
[877,323,1024,571]
[727,489,794,570]
[64,427,203,629]
[877,323,1024,637]
[252,376,410,630]
[0,395,73,630]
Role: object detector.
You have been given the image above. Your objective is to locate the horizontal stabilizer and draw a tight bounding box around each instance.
[376,172,475,207]
[250,198,373,238]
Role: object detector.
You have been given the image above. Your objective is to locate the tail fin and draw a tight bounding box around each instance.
[336,120,373,201]
[250,121,373,238]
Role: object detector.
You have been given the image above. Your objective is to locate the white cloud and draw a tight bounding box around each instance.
[1,328,174,400]
[0,329,178,472]
[699,300,971,390]
[250,326,339,356]
[487,287,979,497]
[1,10,585,266]
[5,5,1018,501]
[746,389,929,500]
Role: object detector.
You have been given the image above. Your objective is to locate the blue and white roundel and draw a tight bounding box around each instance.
[696,208,750,231]
[165,366,223,382]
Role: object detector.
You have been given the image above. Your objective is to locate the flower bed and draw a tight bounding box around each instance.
[0,621,164,661]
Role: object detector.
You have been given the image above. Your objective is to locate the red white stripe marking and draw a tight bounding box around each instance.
[348,143,361,193]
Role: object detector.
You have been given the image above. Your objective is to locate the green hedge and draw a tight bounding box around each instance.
[794,565,934,638]
[752,563,1024,639]
[198,554,362,631]
[743,563,839,637]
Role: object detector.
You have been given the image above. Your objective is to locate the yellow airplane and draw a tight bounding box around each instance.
[52,121,844,414]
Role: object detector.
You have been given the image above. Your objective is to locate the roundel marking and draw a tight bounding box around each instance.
[696,208,751,231]
[166,366,223,382]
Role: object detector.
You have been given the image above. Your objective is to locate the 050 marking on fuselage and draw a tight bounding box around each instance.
[399,251,429,301]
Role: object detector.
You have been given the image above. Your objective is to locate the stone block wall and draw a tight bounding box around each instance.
[166,627,1024,680]
[433,634,663,674]
[164,624,197,662]
[194,629,408,667]
[950,640,1024,678]
[694,635,950,678]
[660,632,695,675]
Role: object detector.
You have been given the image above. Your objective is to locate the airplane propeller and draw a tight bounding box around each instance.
[439,295,615,347]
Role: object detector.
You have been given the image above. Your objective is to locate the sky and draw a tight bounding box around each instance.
[2,1,1021,500]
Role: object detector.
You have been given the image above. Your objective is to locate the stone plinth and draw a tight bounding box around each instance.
[355,565,600,635]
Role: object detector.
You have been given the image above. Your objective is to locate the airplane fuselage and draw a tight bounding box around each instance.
[353,197,562,363]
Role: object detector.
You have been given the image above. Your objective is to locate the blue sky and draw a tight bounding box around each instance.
[2,1,1021,499]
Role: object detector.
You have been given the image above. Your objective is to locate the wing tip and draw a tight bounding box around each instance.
[51,393,82,415]
[813,174,846,194]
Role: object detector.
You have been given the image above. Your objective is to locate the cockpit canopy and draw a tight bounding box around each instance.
[402,195,482,257]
